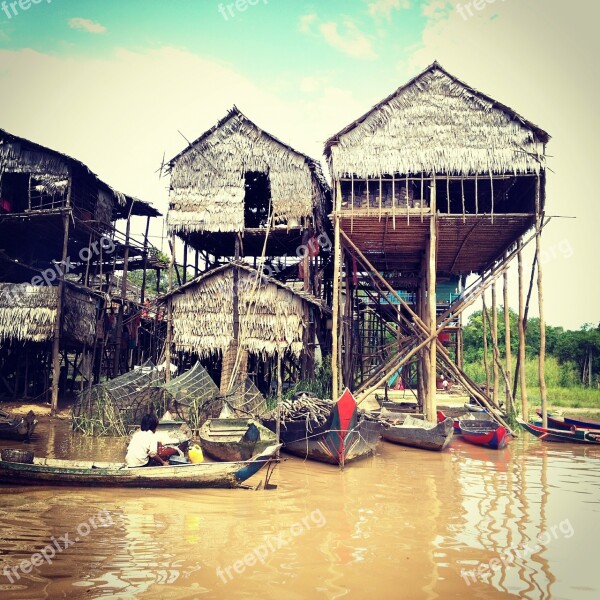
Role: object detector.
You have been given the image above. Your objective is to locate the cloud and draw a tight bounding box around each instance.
[298,13,317,34]
[68,18,107,34]
[367,0,410,20]
[319,18,377,59]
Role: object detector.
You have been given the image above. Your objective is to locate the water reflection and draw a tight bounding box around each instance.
[0,423,599,598]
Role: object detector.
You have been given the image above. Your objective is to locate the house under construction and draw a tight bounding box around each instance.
[324,62,550,424]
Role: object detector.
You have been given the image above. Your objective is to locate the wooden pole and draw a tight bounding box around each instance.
[165,234,175,382]
[114,202,133,377]
[140,215,151,304]
[517,241,529,420]
[491,281,500,408]
[426,179,437,421]
[503,268,513,415]
[331,180,342,399]
[535,175,547,428]
[276,351,282,459]
[482,294,491,400]
[50,191,72,414]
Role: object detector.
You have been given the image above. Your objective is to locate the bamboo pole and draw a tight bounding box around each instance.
[491,281,500,408]
[482,294,491,399]
[276,351,282,460]
[331,180,343,398]
[140,215,151,303]
[50,179,72,414]
[113,201,134,377]
[426,179,437,420]
[517,241,529,420]
[165,234,175,383]
[503,268,513,415]
[535,175,547,428]
[483,302,514,413]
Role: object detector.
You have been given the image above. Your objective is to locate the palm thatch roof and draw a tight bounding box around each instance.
[0,283,96,346]
[0,127,160,219]
[167,107,329,234]
[160,262,330,358]
[324,62,550,178]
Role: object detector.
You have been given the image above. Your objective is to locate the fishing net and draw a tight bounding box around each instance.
[72,361,166,436]
[223,378,270,418]
[162,361,221,433]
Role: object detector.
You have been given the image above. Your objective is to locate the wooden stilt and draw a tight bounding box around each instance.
[517,241,529,420]
[491,282,500,407]
[482,294,491,399]
[503,268,513,415]
[50,189,72,413]
[331,180,342,398]
[165,234,175,382]
[535,174,547,427]
[114,202,133,377]
[140,215,151,304]
[426,179,437,420]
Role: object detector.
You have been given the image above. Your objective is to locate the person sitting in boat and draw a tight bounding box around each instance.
[125,414,169,467]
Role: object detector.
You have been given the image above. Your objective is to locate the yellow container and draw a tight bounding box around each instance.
[188,444,204,464]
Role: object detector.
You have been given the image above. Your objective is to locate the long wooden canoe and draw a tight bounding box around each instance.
[382,415,453,451]
[519,420,600,444]
[199,418,277,461]
[0,444,281,488]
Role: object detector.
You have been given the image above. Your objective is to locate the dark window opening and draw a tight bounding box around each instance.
[244,171,272,228]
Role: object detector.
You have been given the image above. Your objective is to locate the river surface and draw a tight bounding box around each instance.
[0,418,599,600]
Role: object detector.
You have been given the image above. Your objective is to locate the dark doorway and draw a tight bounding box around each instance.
[244,171,271,228]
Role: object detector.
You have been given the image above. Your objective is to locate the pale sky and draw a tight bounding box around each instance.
[0,0,598,330]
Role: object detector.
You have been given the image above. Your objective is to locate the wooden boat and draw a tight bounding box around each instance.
[0,444,281,488]
[263,389,382,467]
[519,420,600,444]
[437,410,477,434]
[0,409,37,441]
[563,415,600,431]
[382,414,453,451]
[458,419,509,449]
[199,418,277,461]
[534,409,572,430]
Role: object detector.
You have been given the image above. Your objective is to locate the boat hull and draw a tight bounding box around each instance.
[382,417,453,451]
[199,418,277,462]
[0,445,281,488]
[519,420,600,444]
[0,410,37,441]
[459,420,509,449]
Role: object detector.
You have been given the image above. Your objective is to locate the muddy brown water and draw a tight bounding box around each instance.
[0,419,599,599]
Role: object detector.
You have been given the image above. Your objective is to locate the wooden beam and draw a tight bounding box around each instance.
[332,180,342,398]
[503,267,513,415]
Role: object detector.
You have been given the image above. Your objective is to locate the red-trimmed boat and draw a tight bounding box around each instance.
[263,389,382,467]
[534,409,571,430]
[519,419,600,444]
[437,410,461,434]
[458,419,509,450]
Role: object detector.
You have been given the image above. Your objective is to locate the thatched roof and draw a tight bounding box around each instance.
[0,283,96,345]
[0,128,160,218]
[160,262,329,357]
[167,107,329,234]
[324,62,550,178]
